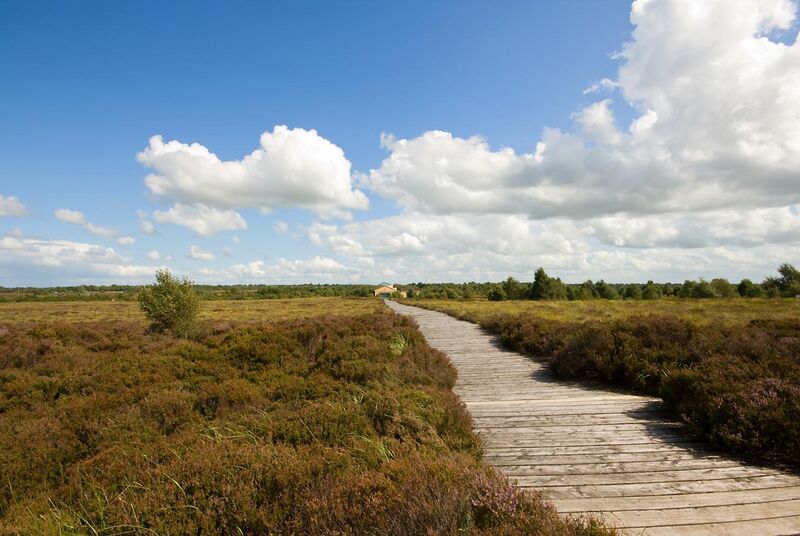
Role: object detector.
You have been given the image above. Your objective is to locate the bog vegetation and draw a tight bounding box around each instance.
[409,294,800,467]
[0,297,611,534]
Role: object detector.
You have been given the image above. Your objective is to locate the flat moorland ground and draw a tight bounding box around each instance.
[0,296,383,323]
[407,297,800,325]
[405,297,800,468]
[0,297,611,535]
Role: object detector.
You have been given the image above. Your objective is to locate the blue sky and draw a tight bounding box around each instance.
[1,0,799,286]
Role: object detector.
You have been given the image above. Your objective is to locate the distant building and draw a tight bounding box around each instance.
[373,284,406,298]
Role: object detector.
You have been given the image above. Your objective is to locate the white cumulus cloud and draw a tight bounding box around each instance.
[0,195,26,217]
[0,236,156,281]
[137,125,369,219]
[189,245,215,261]
[54,209,121,238]
[365,0,800,221]
[152,203,247,236]
[347,0,800,282]
[228,256,346,280]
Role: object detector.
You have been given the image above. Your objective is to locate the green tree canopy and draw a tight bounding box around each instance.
[764,263,800,297]
[529,268,568,300]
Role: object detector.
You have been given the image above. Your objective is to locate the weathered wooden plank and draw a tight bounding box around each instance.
[554,487,800,513]
[485,451,725,466]
[484,442,710,456]
[506,466,778,486]
[603,498,800,526]
[527,474,800,499]
[385,301,800,535]
[632,515,800,536]
[500,459,743,476]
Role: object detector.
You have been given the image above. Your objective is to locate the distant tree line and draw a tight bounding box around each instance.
[0,283,376,303]
[1,263,797,302]
[403,263,800,301]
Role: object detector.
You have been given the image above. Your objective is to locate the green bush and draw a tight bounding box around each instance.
[138,269,200,337]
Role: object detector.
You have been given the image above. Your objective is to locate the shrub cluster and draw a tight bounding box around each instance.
[0,311,611,535]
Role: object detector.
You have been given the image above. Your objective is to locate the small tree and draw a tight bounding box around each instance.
[623,284,643,300]
[594,280,620,300]
[692,279,718,298]
[763,263,800,297]
[502,276,526,300]
[571,280,597,300]
[138,269,200,337]
[529,268,568,300]
[676,280,693,298]
[642,281,662,300]
[710,278,737,298]
[487,286,507,301]
[737,279,763,298]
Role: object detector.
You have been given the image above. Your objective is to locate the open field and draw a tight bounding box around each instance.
[0,298,611,535]
[406,298,800,326]
[0,297,383,324]
[405,298,800,467]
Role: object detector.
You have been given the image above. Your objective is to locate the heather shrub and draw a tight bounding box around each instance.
[482,313,575,357]
[0,310,611,535]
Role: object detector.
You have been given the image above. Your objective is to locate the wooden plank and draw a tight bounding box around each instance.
[634,516,800,536]
[484,442,711,456]
[485,451,724,466]
[527,474,800,499]
[506,466,777,486]
[604,499,800,526]
[554,487,800,512]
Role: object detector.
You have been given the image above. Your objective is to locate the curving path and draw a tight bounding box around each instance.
[385,301,800,536]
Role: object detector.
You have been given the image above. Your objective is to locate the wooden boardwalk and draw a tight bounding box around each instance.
[385,301,800,536]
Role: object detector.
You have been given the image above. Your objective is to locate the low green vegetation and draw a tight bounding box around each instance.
[0,298,611,534]
[408,298,800,468]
